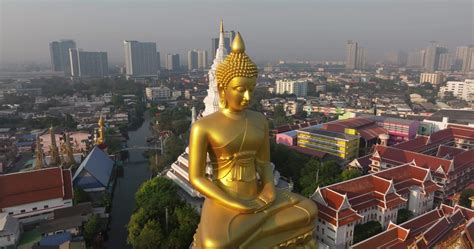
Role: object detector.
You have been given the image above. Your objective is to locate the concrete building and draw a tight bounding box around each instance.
[166,54,180,71]
[424,43,447,72]
[312,162,440,249]
[197,50,208,69]
[297,128,360,160]
[275,79,308,97]
[439,79,474,101]
[407,50,425,68]
[453,45,474,72]
[145,86,171,101]
[438,53,453,71]
[69,49,108,77]
[123,40,160,79]
[346,40,358,70]
[420,72,443,85]
[0,214,20,248]
[49,39,76,75]
[187,50,198,70]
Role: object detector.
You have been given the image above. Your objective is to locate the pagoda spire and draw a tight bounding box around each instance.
[49,125,61,166]
[202,20,228,117]
[63,132,76,169]
[34,135,45,169]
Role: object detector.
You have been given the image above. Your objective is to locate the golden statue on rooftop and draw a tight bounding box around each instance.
[189,32,317,248]
[96,115,105,145]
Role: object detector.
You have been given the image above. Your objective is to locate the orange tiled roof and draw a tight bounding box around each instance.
[0,167,73,209]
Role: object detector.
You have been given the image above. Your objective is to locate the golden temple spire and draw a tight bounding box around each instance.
[96,115,105,145]
[63,132,76,169]
[231,32,245,53]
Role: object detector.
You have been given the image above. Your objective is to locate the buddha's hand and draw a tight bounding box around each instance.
[258,184,276,206]
[241,198,269,213]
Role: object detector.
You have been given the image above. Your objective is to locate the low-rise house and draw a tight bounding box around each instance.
[0,213,21,249]
[72,146,114,192]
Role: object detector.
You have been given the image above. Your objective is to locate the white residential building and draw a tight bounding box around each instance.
[0,214,20,248]
[439,79,474,101]
[145,86,171,101]
[275,79,308,97]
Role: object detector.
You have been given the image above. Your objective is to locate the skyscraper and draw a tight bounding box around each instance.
[197,50,208,69]
[166,54,180,71]
[437,53,453,71]
[211,30,235,59]
[346,40,367,70]
[123,40,160,79]
[346,40,358,70]
[187,50,198,70]
[455,46,474,72]
[69,49,108,78]
[49,39,76,75]
[423,42,447,72]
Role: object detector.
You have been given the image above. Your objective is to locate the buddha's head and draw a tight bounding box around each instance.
[216,32,258,112]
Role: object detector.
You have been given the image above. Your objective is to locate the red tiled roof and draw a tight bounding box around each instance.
[392,136,429,151]
[436,145,466,158]
[0,167,73,209]
[373,145,453,174]
[322,118,387,141]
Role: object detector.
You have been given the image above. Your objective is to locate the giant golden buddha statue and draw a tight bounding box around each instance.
[189,32,318,249]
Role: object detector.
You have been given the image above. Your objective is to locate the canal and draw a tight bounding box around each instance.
[105,111,153,249]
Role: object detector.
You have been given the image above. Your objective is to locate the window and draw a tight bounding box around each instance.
[33,207,38,211]
[44,205,49,208]
[8,212,13,215]
[21,210,25,213]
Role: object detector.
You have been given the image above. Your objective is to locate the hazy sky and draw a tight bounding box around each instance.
[1,0,473,65]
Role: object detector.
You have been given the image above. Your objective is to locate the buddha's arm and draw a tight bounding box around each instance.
[256,118,276,205]
[188,123,254,213]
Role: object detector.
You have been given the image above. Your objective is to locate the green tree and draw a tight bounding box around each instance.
[353,221,382,243]
[134,220,164,249]
[84,214,102,246]
[459,189,474,208]
[73,188,90,204]
[396,208,414,224]
[341,168,361,181]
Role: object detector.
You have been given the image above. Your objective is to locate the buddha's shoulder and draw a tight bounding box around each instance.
[191,112,222,130]
[245,110,267,124]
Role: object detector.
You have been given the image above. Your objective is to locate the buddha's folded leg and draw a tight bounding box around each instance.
[198,199,268,249]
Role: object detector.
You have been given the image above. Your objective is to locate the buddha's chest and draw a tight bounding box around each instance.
[207,118,265,158]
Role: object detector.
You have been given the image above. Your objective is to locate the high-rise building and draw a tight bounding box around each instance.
[166,54,180,71]
[407,50,425,68]
[211,30,235,59]
[275,79,308,97]
[49,39,76,75]
[356,47,367,70]
[386,51,407,66]
[346,40,358,70]
[197,50,208,69]
[187,50,198,70]
[424,42,447,72]
[123,40,160,78]
[69,49,108,78]
[438,53,453,71]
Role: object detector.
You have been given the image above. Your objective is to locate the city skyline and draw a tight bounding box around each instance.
[1,0,473,65]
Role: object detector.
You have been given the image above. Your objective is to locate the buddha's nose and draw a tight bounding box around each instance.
[243,91,250,102]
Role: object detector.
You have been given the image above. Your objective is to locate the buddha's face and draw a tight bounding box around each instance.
[223,77,256,112]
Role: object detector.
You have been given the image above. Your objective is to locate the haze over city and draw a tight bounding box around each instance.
[1,0,473,65]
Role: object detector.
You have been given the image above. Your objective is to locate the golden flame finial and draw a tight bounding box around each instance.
[231,32,245,53]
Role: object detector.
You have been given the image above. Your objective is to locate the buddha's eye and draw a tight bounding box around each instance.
[235,86,246,92]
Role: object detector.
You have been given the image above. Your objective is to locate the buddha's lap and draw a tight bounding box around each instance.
[199,190,317,244]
